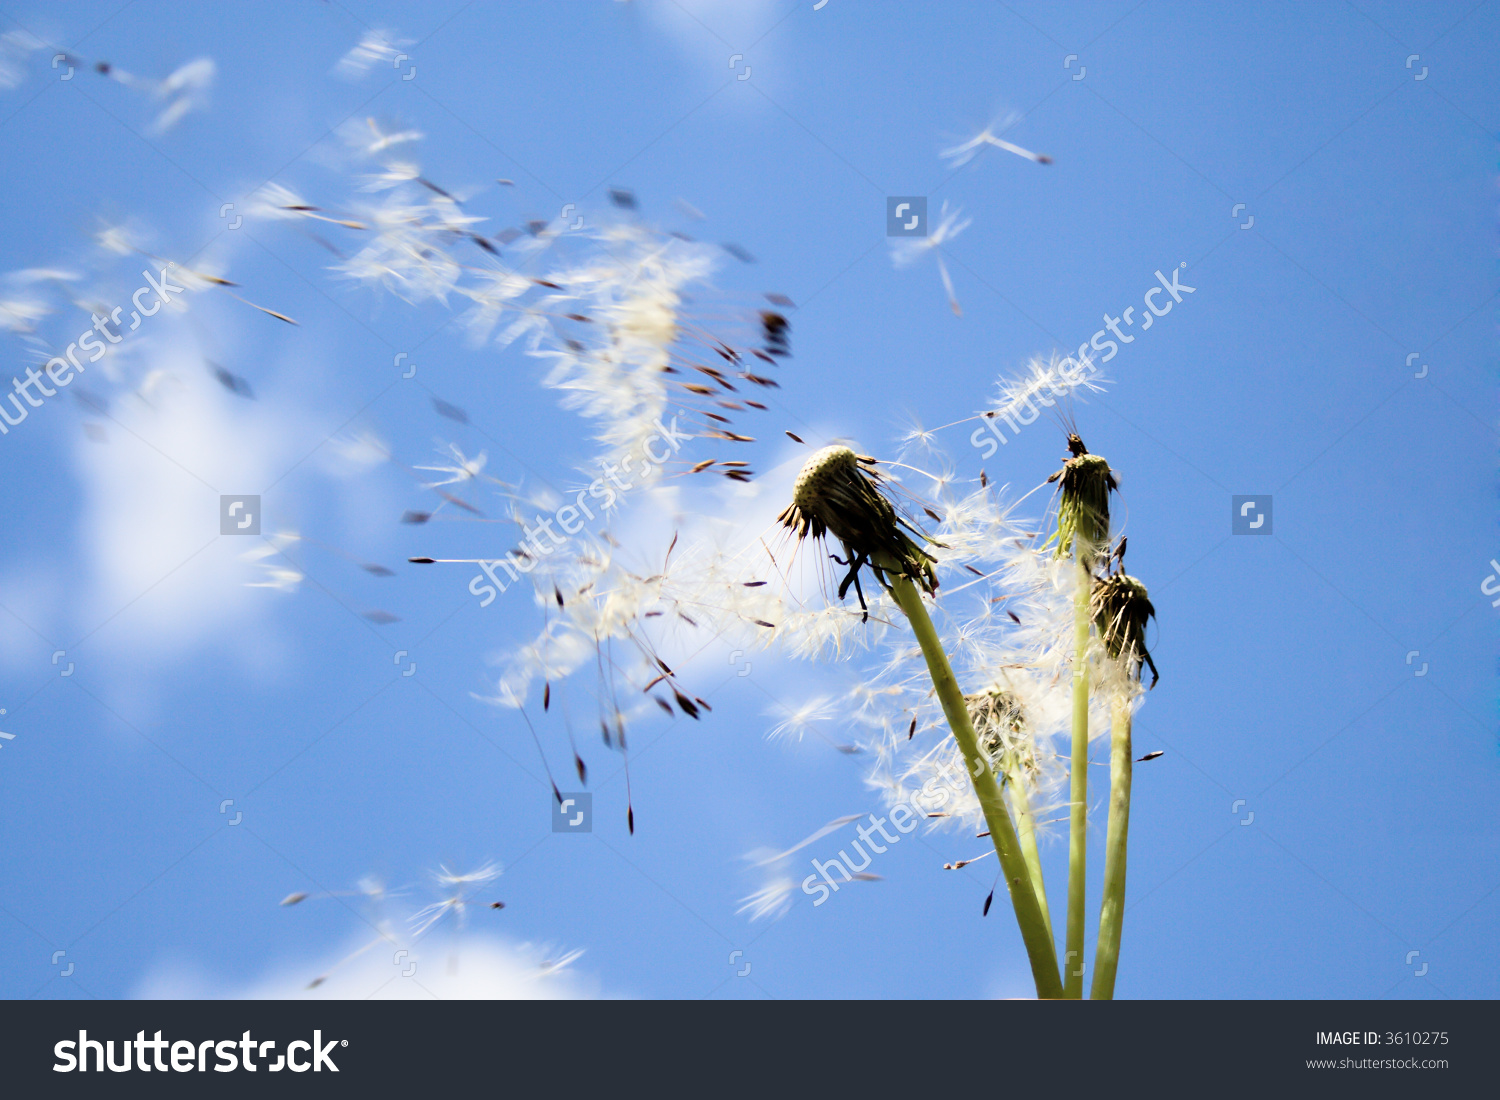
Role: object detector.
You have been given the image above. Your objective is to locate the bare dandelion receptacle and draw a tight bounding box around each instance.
[777,445,938,608]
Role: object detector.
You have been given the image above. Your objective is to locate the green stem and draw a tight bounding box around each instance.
[1090,695,1132,999]
[888,574,1063,999]
[1063,560,1091,998]
[1001,750,1053,951]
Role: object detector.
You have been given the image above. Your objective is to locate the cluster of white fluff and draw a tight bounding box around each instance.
[233,87,1146,912]
[254,146,736,484]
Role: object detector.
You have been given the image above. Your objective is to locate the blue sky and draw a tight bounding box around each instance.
[0,0,1496,1000]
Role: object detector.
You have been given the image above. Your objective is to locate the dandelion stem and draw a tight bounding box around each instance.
[1064,560,1091,998]
[1002,749,1053,951]
[1090,694,1132,999]
[887,573,1063,999]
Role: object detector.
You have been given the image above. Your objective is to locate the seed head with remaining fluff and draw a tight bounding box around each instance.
[965,688,1026,764]
[1091,572,1158,687]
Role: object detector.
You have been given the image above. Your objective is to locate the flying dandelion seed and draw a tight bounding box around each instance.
[336,30,414,80]
[890,202,971,316]
[149,57,215,133]
[410,862,504,938]
[766,696,838,741]
[414,443,500,489]
[941,116,1053,167]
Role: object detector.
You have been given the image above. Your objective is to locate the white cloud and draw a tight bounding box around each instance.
[137,935,600,1000]
[71,341,289,646]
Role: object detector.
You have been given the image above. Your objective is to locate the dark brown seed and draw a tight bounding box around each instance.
[965,565,984,576]
[908,717,917,740]
[575,754,587,783]
[1137,751,1164,762]
[982,890,994,917]
[543,683,550,711]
